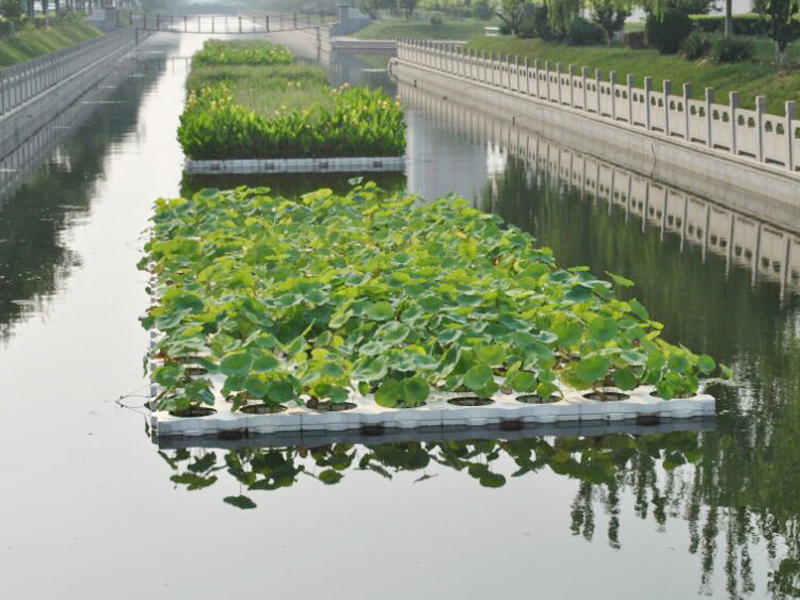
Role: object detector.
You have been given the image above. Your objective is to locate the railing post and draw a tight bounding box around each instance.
[705,87,714,147]
[756,95,767,162]
[184,15,187,32]
[568,65,576,107]
[545,61,552,101]
[265,15,269,31]
[239,16,242,33]
[293,13,297,29]
[524,57,530,95]
[556,63,563,104]
[212,16,215,33]
[156,13,160,30]
[730,91,740,155]
[683,83,692,140]
[786,101,796,171]
[534,59,541,98]
[595,68,602,115]
[627,74,634,123]
[582,67,588,111]
[644,76,652,130]
[663,80,672,136]
[515,55,521,92]
[610,71,618,120]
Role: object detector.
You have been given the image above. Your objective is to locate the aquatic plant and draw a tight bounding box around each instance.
[178,84,405,159]
[140,184,729,414]
[178,40,405,160]
[191,39,293,66]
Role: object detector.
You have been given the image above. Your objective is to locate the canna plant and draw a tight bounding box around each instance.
[141,184,730,416]
[178,40,406,160]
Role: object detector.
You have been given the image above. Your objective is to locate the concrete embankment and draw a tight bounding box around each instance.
[390,51,800,221]
[0,28,145,160]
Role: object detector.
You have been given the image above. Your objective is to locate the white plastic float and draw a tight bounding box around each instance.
[184,156,406,175]
[149,375,715,439]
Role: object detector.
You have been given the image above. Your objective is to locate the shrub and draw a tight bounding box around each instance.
[567,17,606,46]
[690,13,763,35]
[680,32,712,60]
[645,8,693,54]
[623,30,648,49]
[429,13,443,25]
[518,5,556,40]
[713,36,755,62]
[472,0,493,20]
[0,17,14,35]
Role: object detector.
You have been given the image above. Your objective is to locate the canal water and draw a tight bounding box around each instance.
[1,33,799,600]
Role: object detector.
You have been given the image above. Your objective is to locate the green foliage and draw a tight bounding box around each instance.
[713,35,755,62]
[690,13,763,35]
[178,41,405,160]
[646,8,693,54]
[587,0,630,45]
[567,17,607,46]
[0,20,101,67]
[754,0,800,65]
[680,31,712,60]
[142,185,728,412]
[191,39,293,66]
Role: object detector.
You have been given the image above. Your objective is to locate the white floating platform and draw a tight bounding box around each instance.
[184,156,406,175]
[155,417,716,450]
[150,384,715,439]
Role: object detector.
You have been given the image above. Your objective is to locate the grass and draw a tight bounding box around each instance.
[187,63,333,116]
[466,34,800,113]
[0,21,102,68]
[352,17,495,41]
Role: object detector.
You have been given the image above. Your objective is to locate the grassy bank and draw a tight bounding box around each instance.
[0,21,102,68]
[178,40,405,160]
[353,18,493,40]
[466,35,800,112]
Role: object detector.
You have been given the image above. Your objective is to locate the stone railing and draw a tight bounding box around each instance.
[0,28,138,118]
[396,38,800,175]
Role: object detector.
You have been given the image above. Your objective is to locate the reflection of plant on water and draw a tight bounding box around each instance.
[158,424,800,598]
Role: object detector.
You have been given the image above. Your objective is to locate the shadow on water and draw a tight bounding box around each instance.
[181,170,406,198]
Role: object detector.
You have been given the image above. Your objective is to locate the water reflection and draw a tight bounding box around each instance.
[0,56,166,343]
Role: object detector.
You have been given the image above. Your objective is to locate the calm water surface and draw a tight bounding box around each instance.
[1,34,799,600]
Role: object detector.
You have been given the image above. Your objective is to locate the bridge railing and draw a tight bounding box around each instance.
[396,38,800,175]
[0,28,138,119]
[125,12,335,34]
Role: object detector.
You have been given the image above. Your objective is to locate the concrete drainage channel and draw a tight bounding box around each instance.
[184,156,406,174]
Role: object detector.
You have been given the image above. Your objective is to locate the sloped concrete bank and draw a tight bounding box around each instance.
[390,59,800,224]
[0,28,146,160]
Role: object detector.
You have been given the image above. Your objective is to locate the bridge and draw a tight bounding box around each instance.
[123,12,333,35]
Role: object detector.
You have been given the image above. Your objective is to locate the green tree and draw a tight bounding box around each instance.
[755,0,800,67]
[587,0,630,45]
[397,0,418,20]
[493,0,528,34]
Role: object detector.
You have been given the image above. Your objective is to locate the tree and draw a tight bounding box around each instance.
[755,0,800,67]
[397,0,418,20]
[0,0,25,23]
[493,0,528,34]
[586,0,630,45]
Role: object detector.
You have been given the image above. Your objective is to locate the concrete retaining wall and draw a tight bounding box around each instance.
[0,28,144,160]
[391,56,800,216]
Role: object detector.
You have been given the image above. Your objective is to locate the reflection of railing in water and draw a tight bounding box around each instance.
[0,55,144,205]
[400,83,800,299]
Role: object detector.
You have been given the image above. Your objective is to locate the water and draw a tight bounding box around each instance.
[1,34,799,599]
